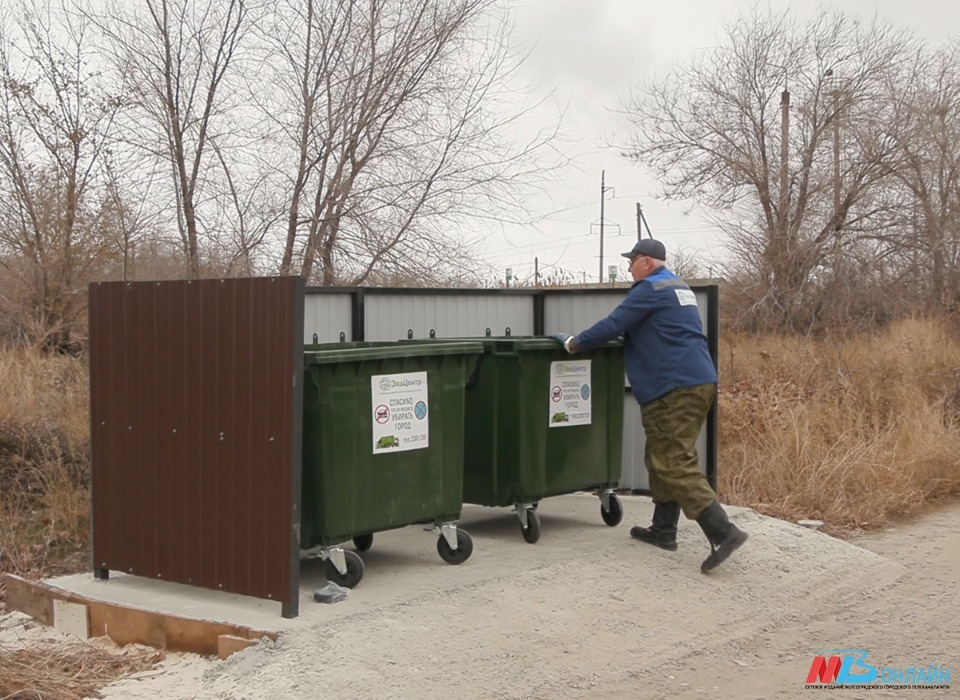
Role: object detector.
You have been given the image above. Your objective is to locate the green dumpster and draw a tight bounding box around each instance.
[300,341,483,587]
[460,337,625,543]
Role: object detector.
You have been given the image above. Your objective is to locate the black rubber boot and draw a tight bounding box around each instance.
[630,502,680,551]
[696,501,748,572]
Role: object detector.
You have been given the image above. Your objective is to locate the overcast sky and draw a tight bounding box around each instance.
[476,0,960,284]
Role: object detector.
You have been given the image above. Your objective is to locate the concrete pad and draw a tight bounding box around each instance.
[36,493,843,639]
[46,570,304,634]
[40,492,648,633]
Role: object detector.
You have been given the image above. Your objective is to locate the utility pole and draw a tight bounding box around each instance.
[599,171,606,283]
[825,69,841,226]
[833,90,841,228]
[780,85,790,239]
[534,257,540,287]
[636,202,653,240]
[599,170,614,283]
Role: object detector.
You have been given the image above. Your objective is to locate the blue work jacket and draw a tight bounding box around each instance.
[574,267,717,404]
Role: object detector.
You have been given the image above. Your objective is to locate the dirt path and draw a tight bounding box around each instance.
[85,495,955,700]
[608,504,960,699]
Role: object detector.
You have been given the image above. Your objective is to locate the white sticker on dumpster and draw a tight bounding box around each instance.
[371,371,429,453]
[548,360,592,427]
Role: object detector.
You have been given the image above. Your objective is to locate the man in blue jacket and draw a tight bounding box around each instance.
[550,238,747,573]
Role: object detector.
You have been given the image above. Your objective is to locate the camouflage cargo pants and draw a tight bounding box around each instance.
[640,383,717,520]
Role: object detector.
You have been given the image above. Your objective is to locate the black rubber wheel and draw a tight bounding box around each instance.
[437,529,474,565]
[353,533,373,552]
[323,550,364,588]
[522,509,542,544]
[601,494,624,527]
[530,501,539,511]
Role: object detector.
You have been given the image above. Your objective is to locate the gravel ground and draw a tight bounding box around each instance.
[61,493,953,699]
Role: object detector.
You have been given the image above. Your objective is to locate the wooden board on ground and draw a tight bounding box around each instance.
[2,573,278,658]
[4,573,54,625]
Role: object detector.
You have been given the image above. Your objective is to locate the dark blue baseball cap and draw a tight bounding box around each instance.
[622,238,667,260]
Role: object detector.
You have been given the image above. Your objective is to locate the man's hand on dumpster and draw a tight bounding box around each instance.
[548,333,576,353]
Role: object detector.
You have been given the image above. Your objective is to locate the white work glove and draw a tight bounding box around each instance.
[548,333,575,353]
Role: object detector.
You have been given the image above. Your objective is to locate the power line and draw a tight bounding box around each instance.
[527,192,656,222]
[490,225,722,259]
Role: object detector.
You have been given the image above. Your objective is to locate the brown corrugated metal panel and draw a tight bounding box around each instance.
[88,277,305,618]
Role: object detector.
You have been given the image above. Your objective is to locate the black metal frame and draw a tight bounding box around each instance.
[284,278,306,619]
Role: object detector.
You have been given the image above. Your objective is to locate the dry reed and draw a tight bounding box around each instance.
[0,348,91,607]
[718,316,960,531]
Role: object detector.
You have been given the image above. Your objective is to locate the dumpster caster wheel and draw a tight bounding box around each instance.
[530,501,539,511]
[437,529,473,565]
[324,550,364,588]
[601,494,624,527]
[353,534,373,552]
[522,510,542,544]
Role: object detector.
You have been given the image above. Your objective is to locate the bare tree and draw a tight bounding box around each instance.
[620,9,915,330]
[204,138,283,277]
[879,41,960,310]
[100,155,167,281]
[94,0,254,278]
[0,0,122,346]
[256,0,560,285]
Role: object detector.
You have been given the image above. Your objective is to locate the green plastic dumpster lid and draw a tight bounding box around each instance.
[304,341,485,365]
[393,336,622,352]
[479,336,622,351]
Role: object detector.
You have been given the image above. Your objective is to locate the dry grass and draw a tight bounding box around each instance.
[0,639,164,699]
[0,348,90,608]
[718,316,960,532]
[0,349,88,446]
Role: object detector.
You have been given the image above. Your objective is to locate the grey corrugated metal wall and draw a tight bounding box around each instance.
[363,293,534,340]
[303,286,718,491]
[303,292,353,343]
